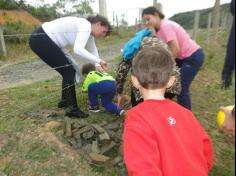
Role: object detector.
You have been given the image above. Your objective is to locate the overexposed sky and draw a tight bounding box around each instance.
[26,0,231,24]
[96,0,231,25]
[104,0,231,17]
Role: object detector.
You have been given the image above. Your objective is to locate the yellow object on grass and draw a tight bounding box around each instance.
[216,105,234,127]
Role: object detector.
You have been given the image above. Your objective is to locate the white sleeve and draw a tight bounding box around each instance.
[86,36,101,66]
[73,29,101,64]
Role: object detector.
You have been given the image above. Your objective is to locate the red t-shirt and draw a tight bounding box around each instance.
[124,99,213,176]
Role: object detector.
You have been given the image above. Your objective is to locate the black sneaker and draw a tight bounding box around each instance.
[58,99,69,108]
[119,110,125,116]
[66,108,89,118]
[88,105,100,113]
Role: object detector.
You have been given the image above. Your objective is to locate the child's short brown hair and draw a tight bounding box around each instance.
[81,63,95,75]
[132,46,174,89]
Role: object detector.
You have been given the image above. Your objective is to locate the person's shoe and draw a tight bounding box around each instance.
[88,106,100,113]
[66,108,89,118]
[119,110,125,116]
[58,99,69,108]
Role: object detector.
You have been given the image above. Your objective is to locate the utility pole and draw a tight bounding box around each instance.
[192,11,200,40]
[99,0,107,18]
[153,0,163,12]
[212,0,221,29]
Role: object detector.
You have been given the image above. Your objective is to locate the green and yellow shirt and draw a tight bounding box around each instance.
[82,71,115,92]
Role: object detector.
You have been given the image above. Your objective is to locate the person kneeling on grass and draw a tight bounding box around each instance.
[124,47,213,176]
[81,63,124,116]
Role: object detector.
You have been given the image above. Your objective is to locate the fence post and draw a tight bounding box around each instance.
[192,11,200,40]
[206,13,212,45]
[153,0,163,12]
[116,15,119,33]
[113,11,115,26]
[0,27,7,57]
[221,13,227,29]
[227,13,233,30]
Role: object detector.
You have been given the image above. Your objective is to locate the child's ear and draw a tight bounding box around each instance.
[166,76,176,89]
[131,75,141,89]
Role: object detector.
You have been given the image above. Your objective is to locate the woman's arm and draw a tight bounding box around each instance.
[86,36,107,71]
[74,30,101,64]
[167,39,181,59]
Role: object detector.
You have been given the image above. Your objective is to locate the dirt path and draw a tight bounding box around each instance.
[0,43,123,90]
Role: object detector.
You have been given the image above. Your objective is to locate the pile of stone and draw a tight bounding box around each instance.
[64,119,124,167]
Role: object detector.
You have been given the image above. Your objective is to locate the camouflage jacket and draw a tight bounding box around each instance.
[116,36,181,99]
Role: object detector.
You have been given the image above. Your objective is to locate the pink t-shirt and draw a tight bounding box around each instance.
[157,19,200,59]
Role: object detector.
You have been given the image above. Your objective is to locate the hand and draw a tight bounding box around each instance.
[117,94,131,109]
[100,60,108,71]
[222,72,232,89]
[219,106,235,135]
[116,94,123,108]
[95,65,105,72]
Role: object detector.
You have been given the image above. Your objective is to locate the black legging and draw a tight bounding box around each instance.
[29,27,76,85]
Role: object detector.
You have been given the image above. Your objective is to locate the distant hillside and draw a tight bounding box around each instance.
[0,10,42,26]
[170,3,231,29]
[0,10,42,43]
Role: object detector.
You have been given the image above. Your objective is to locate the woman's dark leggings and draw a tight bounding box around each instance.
[176,48,204,110]
[29,27,76,85]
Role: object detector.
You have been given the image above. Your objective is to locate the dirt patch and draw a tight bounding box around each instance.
[38,121,77,161]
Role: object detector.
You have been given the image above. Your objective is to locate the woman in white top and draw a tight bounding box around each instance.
[29,15,111,118]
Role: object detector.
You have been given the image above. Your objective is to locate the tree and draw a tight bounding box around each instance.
[30,5,58,21]
[0,0,19,9]
[74,0,94,16]
[212,0,221,29]
[54,0,94,16]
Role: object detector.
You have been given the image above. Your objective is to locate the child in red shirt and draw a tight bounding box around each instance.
[124,47,214,176]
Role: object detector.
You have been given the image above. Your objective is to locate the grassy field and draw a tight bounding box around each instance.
[0,28,235,176]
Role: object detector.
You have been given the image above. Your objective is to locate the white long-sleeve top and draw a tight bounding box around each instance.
[42,17,101,64]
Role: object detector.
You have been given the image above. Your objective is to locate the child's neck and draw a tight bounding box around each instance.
[139,88,166,101]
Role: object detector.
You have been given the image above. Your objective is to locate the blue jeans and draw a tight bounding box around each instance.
[88,80,121,115]
[176,49,204,110]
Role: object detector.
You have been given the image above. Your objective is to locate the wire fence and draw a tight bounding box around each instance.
[0,8,234,117]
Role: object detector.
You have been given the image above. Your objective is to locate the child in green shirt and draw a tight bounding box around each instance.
[82,63,124,116]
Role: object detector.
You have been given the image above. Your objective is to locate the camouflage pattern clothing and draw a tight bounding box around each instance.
[116,36,181,104]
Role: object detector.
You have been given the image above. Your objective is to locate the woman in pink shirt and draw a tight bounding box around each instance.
[142,6,204,110]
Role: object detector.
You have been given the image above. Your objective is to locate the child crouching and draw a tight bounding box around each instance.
[82,63,124,116]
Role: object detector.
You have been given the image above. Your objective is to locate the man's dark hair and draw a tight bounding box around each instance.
[132,46,174,89]
[81,63,95,75]
[142,6,165,19]
[87,15,112,36]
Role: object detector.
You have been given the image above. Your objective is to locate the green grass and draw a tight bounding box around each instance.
[0,42,36,63]
[0,29,235,175]
[0,78,124,176]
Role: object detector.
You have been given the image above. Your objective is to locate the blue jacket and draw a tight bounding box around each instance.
[122,29,152,61]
